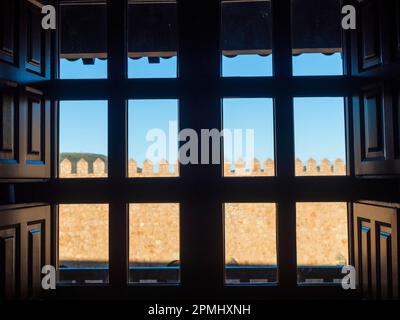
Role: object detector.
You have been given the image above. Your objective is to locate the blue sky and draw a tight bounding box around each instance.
[59,53,346,166]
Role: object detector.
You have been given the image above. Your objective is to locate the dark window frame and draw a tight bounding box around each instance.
[50,0,380,299]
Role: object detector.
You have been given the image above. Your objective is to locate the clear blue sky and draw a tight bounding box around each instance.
[59,53,346,166]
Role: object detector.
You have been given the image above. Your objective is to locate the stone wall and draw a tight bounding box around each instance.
[59,158,348,267]
[59,157,346,177]
[59,204,109,267]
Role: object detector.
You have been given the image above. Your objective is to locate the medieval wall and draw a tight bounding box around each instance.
[59,157,346,178]
[59,158,348,267]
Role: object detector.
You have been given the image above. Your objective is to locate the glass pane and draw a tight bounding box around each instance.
[58,204,109,284]
[291,0,343,75]
[294,97,346,176]
[223,99,275,177]
[128,1,177,78]
[222,0,273,77]
[59,101,108,178]
[129,203,180,284]
[60,3,107,79]
[296,202,349,284]
[225,203,277,284]
[128,100,179,177]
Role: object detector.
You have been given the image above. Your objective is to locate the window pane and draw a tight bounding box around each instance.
[129,204,180,284]
[296,202,349,284]
[128,1,177,78]
[294,98,346,176]
[128,100,178,177]
[60,3,107,79]
[222,0,272,77]
[59,101,108,178]
[58,204,109,284]
[291,0,343,75]
[223,99,275,177]
[225,203,277,284]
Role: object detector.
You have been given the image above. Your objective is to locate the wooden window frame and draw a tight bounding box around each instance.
[43,0,398,299]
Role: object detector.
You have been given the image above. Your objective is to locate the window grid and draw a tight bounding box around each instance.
[54,0,354,298]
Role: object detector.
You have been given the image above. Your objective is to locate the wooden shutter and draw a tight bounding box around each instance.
[353,202,399,299]
[349,0,400,175]
[0,204,51,300]
[0,0,53,179]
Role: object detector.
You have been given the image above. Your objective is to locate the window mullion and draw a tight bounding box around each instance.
[177,0,223,291]
[107,0,128,288]
[271,0,297,289]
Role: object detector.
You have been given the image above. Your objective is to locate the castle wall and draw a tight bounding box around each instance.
[59,158,348,267]
[60,157,347,178]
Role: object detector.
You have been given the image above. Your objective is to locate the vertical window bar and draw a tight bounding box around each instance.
[107,0,129,288]
[177,0,223,290]
[271,0,297,289]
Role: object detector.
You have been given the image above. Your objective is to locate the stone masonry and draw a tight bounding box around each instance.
[59,158,348,267]
[59,157,346,178]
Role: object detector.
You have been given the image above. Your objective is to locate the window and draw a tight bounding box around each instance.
[59,101,108,178]
[223,99,275,177]
[128,1,177,78]
[58,204,109,284]
[129,204,180,284]
[128,100,179,177]
[225,203,277,284]
[60,3,107,79]
[294,97,346,176]
[222,1,273,77]
[296,202,349,284]
[53,0,355,296]
[291,0,343,76]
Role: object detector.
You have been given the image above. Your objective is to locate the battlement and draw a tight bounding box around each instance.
[59,157,346,177]
[58,157,348,268]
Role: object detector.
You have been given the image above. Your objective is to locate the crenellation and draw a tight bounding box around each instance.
[234,158,246,176]
[142,159,155,177]
[76,158,89,176]
[306,158,318,176]
[334,159,346,175]
[320,159,332,175]
[128,159,138,176]
[295,159,304,176]
[264,158,274,176]
[60,158,72,177]
[59,158,346,177]
[252,158,262,175]
[159,159,170,176]
[93,158,106,177]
